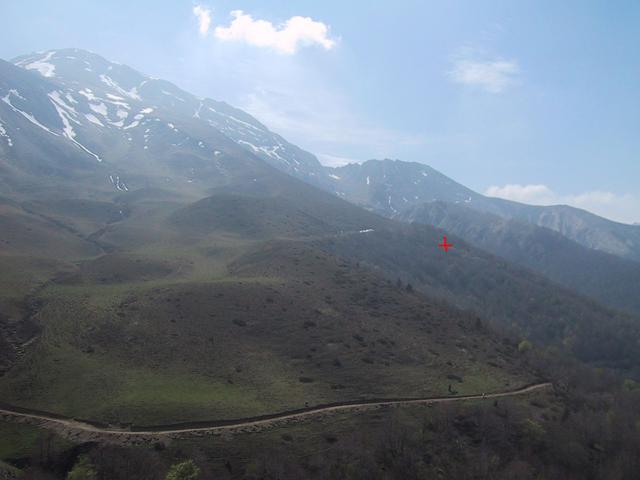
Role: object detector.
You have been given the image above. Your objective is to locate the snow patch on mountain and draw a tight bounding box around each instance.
[18,51,56,78]
[89,102,108,116]
[194,102,203,118]
[48,91,79,138]
[0,121,13,146]
[123,112,145,130]
[387,195,398,214]
[100,75,142,100]
[85,113,104,126]
[105,97,130,109]
[162,90,185,102]
[260,145,285,161]
[48,91,102,162]
[78,88,98,101]
[237,140,285,161]
[2,89,58,136]
[109,174,128,191]
[109,108,128,127]
[209,107,262,133]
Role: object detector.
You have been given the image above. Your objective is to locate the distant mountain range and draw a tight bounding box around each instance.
[3,49,637,261]
[326,159,640,263]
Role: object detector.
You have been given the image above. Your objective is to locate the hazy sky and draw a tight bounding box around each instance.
[2,1,639,223]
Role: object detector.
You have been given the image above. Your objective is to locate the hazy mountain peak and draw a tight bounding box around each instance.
[1,49,332,194]
[13,49,147,94]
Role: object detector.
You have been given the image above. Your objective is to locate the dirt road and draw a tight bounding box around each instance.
[0,382,551,440]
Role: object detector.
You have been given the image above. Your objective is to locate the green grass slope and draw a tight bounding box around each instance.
[0,237,530,425]
[316,225,640,371]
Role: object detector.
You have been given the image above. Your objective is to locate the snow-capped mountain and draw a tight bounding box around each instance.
[2,49,330,195]
[14,49,327,178]
[326,159,490,214]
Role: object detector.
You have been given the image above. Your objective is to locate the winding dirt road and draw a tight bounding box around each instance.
[0,383,551,439]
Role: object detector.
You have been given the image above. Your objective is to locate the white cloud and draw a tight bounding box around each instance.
[485,184,556,204]
[485,184,640,224]
[193,5,212,36]
[212,10,337,54]
[449,50,519,93]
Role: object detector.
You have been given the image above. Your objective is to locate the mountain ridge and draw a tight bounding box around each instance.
[4,49,638,265]
[329,158,640,262]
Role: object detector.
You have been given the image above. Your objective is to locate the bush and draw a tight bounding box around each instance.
[521,418,545,445]
[165,460,200,480]
[67,456,97,480]
[518,340,532,353]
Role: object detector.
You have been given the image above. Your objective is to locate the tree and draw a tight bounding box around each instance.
[517,340,532,353]
[165,460,200,480]
[67,455,97,480]
[521,418,546,447]
[90,444,163,480]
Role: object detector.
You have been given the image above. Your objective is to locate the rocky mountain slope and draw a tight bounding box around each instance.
[330,159,640,262]
[3,49,332,196]
[400,201,640,316]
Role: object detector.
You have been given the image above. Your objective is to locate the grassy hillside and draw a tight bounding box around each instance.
[2,165,638,428]
[0,170,542,426]
[3,161,640,430]
[316,224,640,372]
[0,234,530,425]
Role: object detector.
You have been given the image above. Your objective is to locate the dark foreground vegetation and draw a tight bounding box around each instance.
[3,348,639,480]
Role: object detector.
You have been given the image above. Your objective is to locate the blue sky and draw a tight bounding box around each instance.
[2,1,639,222]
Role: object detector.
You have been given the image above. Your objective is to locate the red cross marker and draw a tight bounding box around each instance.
[438,235,453,252]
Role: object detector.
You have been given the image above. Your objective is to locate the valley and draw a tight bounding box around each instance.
[0,47,638,479]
